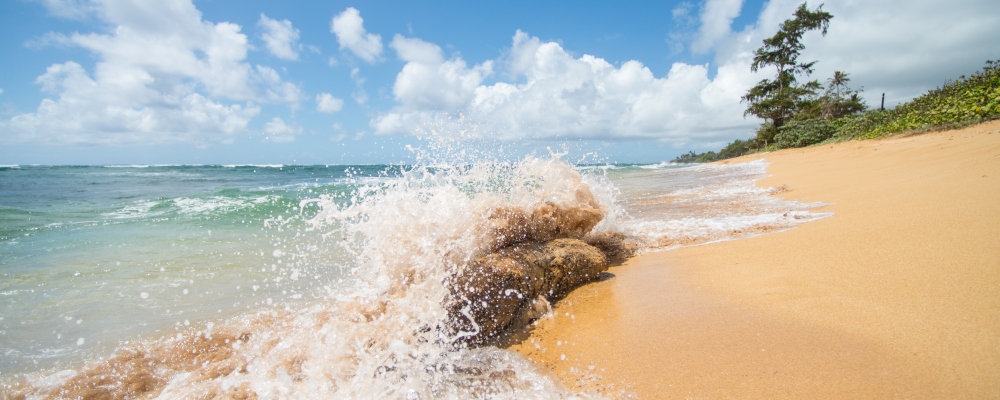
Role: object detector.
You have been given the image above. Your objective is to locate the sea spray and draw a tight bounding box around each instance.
[8,155,616,398]
[1,155,831,398]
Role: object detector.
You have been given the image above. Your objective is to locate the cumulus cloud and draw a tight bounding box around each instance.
[315,93,344,113]
[373,30,753,144]
[1,0,301,145]
[716,0,1000,107]
[330,7,383,63]
[374,0,1000,149]
[690,0,743,54]
[262,116,300,143]
[258,13,300,60]
[5,61,259,145]
[388,35,493,111]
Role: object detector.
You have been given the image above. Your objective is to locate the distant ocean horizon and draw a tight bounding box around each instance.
[1,159,828,397]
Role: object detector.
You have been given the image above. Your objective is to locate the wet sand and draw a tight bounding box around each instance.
[510,121,1000,398]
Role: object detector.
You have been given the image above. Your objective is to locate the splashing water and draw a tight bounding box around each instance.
[5,155,618,398]
[1,151,827,398]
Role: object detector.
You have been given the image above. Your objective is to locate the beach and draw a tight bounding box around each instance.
[510,121,1000,398]
[3,124,996,398]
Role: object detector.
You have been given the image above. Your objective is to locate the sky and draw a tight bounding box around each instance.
[1,0,998,165]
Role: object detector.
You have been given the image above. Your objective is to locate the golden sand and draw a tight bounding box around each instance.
[510,120,1000,398]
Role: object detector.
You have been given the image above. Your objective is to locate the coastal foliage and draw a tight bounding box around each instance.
[673,3,998,164]
[837,60,1000,139]
[672,138,754,163]
[741,2,833,145]
[775,118,837,148]
[673,60,999,163]
[795,71,867,122]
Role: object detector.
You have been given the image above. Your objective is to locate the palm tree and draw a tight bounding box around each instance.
[827,71,850,98]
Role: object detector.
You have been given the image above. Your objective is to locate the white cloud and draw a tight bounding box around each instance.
[690,0,743,54]
[350,67,369,105]
[387,35,493,111]
[330,7,383,63]
[716,0,1000,107]
[38,0,98,20]
[2,0,301,145]
[672,2,694,20]
[258,13,301,61]
[0,88,4,95]
[316,93,344,113]
[262,116,300,143]
[255,65,302,105]
[375,0,1000,149]
[373,30,753,143]
[331,122,348,141]
[5,61,258,145]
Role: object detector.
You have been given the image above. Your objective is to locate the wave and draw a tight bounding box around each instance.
[9,155,617,398]
[4,152,829,398]
[222,164,285,168]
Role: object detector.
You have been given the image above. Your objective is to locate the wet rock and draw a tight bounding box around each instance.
[486,199,605,251]
[584,230,640,263]
[447,238,609,343]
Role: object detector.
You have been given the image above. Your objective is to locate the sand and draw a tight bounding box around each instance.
[510,121,1000,398]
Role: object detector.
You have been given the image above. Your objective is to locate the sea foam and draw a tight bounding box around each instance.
[2,154,827,398]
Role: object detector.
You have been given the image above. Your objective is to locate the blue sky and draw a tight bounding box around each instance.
[1,0,998,165]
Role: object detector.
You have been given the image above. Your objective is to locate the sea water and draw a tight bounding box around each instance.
[0,158,827,398]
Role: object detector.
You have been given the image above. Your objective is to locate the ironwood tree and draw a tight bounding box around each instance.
[741,3,833,145]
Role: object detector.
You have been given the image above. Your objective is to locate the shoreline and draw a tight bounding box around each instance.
[510,121,1000,398]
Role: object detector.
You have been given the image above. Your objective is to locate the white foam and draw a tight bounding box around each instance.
[14,155,827,398]
[611,158,831,250]
[102,200,163,219]
[148,155,607,397]
[222,164,284,168]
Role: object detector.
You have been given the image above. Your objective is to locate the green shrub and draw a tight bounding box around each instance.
[838,60,1000,139]
[670,138,754,163]
[775,119,837,148]
[717,138,753,159]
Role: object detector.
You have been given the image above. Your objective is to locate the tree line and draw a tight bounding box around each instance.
[673,3,999,163]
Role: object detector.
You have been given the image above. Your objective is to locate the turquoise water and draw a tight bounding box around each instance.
[0,165,391,374]
[0,160,827,397]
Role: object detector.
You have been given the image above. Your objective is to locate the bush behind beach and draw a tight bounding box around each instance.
[838,60,1000,140]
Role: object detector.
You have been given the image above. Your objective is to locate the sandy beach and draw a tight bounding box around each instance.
[510,121,1000,398]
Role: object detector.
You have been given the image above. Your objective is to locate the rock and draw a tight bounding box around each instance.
[584,230,640,263]
[447,238,609,344]
[485,200,605,251]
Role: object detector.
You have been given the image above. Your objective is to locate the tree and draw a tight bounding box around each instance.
[819,70,866,120]
[742,3,833,145]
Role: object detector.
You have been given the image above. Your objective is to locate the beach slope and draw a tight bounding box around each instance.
[510,121,1000,398]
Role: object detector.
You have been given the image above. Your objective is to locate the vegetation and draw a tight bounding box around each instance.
[837,60,1000,139]
[672,2,1000,164]
[774,118,836,148]
[741,3,833,145]
[672,139,754,163]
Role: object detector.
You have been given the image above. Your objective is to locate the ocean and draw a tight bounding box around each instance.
[0,157,827,398]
